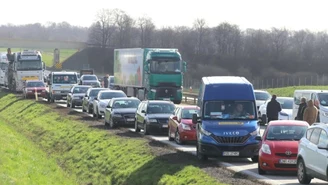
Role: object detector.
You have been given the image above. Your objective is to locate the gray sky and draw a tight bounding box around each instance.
[1,0,327,31]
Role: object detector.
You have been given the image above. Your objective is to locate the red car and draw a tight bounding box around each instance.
[258,120,309,174]
[168,105,200,144]
[23,80,47,99]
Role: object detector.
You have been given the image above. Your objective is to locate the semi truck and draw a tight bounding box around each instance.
[113,48,187,104]
[6,48,46,92]
[0,53,8,86]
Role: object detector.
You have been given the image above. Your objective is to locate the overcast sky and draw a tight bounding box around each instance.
[1,0,327,31]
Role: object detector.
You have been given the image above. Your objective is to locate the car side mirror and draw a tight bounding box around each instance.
[141,110,146,113]
[192,113,201,124]
[317,144,328,150]
[255,136,262,141]
[85,94,88,97]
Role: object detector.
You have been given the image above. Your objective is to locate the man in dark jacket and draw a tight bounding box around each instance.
[102,74,109,88]
[266,95,282,123]
[296,97,307,120]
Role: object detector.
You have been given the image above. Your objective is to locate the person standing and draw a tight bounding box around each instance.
[266,95,282,123]
[102,74,109,88]
[296,97,307,120]
[303,100,318,126]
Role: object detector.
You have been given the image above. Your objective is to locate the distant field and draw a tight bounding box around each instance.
[0,48,78,67]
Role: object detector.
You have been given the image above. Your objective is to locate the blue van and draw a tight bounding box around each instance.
[192,76,261,162]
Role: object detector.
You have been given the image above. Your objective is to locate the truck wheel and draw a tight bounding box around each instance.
[196,142,208,161]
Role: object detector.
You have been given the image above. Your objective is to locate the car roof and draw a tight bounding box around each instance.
[73,85,91,88]
[180,105,199,109]
[311,122,328,129]
[99,90,124,93]
[112,97,139,101]
[81,74,97,76]
[277,97,293,100]
[90,88,107,90]
[52,71,76,75]
[268,120,309,126]
[146,100,174,104]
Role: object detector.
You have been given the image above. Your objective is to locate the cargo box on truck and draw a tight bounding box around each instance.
[113,48,187,104]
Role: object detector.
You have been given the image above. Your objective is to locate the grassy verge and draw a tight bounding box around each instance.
[0,120,77,185]
[0,48,77,67]
[0,93,224,185]
[266,86,328,97]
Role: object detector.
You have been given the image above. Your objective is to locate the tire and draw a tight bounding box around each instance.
[135,121,140,132]
[175,130,184,145]
[168,127,174,141]
[251,155,259,163]
[258,163,266,175]
[297,159,312,184]
[143,123,149,135]
[196,142,208,161]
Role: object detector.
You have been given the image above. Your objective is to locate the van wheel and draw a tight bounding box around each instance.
[297,159,312,184]
[196,142,208,161]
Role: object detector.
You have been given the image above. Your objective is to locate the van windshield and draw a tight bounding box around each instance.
[294,92,311,105]
[318,93,328,106]
[203,100,256,120]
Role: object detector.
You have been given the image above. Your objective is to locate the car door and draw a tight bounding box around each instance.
[315,129,328,176]
[306,128,321,171]
[172,108,182,136]
[67,86,74,103]
[169,107,180,136]
[140,103,148,128]
[105,99,114,123]
[82,89,90,110]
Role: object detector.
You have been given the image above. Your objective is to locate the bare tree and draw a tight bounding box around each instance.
[137,16,155,47]
[193,18,207,55]
[270,27,289,59]
[114,9,135,48]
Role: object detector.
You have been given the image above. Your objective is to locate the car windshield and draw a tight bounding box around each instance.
[109,77,114,83]
[26,81,44,87]
[147,103,175,114]
[112,99,140,109]
[89,89,106,97]
[150,58,181,74]
[100,92,127,100]
[73,86,89,93]
[181,108,200,119]
[203,100,256,120]
[277,98,293,109]
[266,125,307,141]
[16,60,42,70]
[318,93,328,106]
[82,75,97,81]
[255,92,271,101]
[53,74,77,84]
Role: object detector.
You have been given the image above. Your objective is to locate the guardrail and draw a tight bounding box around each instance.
[182,92,198,104]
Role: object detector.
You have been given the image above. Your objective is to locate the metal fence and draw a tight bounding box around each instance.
[184,75,328,90]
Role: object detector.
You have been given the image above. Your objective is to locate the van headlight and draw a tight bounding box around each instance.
[250,127,260,136]
[199,126,211,136]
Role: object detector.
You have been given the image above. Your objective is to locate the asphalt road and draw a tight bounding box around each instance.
[48,99,326,185]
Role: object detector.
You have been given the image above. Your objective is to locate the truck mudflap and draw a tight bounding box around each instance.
[197,142,260,158]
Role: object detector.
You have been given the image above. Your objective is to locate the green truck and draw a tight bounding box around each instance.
[113,48,186,104]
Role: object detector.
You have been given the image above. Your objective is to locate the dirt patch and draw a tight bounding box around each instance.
[36,101,270,185]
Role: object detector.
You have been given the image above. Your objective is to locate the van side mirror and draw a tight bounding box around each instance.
[192,113,200,124]
[182,61,187,72]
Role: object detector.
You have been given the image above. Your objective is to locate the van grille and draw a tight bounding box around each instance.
[213,135,250,144]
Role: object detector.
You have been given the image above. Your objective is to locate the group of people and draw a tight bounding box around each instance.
[266,95,319,126]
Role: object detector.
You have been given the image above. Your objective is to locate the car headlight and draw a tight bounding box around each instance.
[181,123,191,130]
[199,126,211,136]
[261,144,271,155]
[148,119,157,123]
[250,127,260,136]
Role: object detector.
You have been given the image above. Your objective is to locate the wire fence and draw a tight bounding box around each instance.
[183,75,328,90]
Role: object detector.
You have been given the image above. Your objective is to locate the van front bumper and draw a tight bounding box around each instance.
[198,142,260,158]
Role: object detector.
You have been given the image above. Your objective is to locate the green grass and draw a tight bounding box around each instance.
[0,48,78,67]
[266,86,328,97]
[0,120,77,185]
[0,93,224,185]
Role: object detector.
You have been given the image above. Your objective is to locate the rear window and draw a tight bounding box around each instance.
[53,74,77,84]
[73,86,90,93]
[100,92,127,99]
[82,75,97,81]
[27,81,45,87]
[181,108,200,119]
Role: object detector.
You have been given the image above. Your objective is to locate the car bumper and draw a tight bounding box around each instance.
[259,153,297,171]
[72,99,83,106]
[179,130,197,141]
[148,123,168,133]
[112,117,136,125]
[52,93,68,100]
[198,142,260,158]
[26,92,46,98]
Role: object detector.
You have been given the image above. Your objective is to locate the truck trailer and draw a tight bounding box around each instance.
[113,48,186,104]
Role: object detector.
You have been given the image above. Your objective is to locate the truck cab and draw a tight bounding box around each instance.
[192,76,261,162]
[47,71,78,102]
[0,53,8,86]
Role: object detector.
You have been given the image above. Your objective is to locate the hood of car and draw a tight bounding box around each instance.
[280,109,293,116]
[72,93,85,97]
[263,140,299,154]
[147,113,172,119]
[180,119,193,125]
[112,108,137,114]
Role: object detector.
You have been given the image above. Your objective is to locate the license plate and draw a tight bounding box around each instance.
[222,151,239,156]
[162,124,168,128]
[279,159,296,164]
[126,118,134,122]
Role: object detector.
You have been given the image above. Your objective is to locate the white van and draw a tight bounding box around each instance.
[293,90,328,122]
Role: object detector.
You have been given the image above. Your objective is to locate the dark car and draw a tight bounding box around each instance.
[135,100,175,135]
[82,88,107,113]
[79,74,101,87]
[23,80,47,99]
[66,85,91,108]
[104,97,141,128]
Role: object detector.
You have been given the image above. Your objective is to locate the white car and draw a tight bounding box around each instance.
[92,90,127,118]
[258,97,293,124]
[297,123,328,184]
[254,90,271,110]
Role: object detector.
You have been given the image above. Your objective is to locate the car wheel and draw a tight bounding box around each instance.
[251,155,259,163]
[175,129,184,145]
[297,159,312,184]
[135,120,140,132]
[168,127,174,141]
[258,163,266,175]
[196,142,208,161]
[143,123,149,135]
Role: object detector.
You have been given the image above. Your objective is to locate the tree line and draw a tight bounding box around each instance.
[1,8,328,84]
